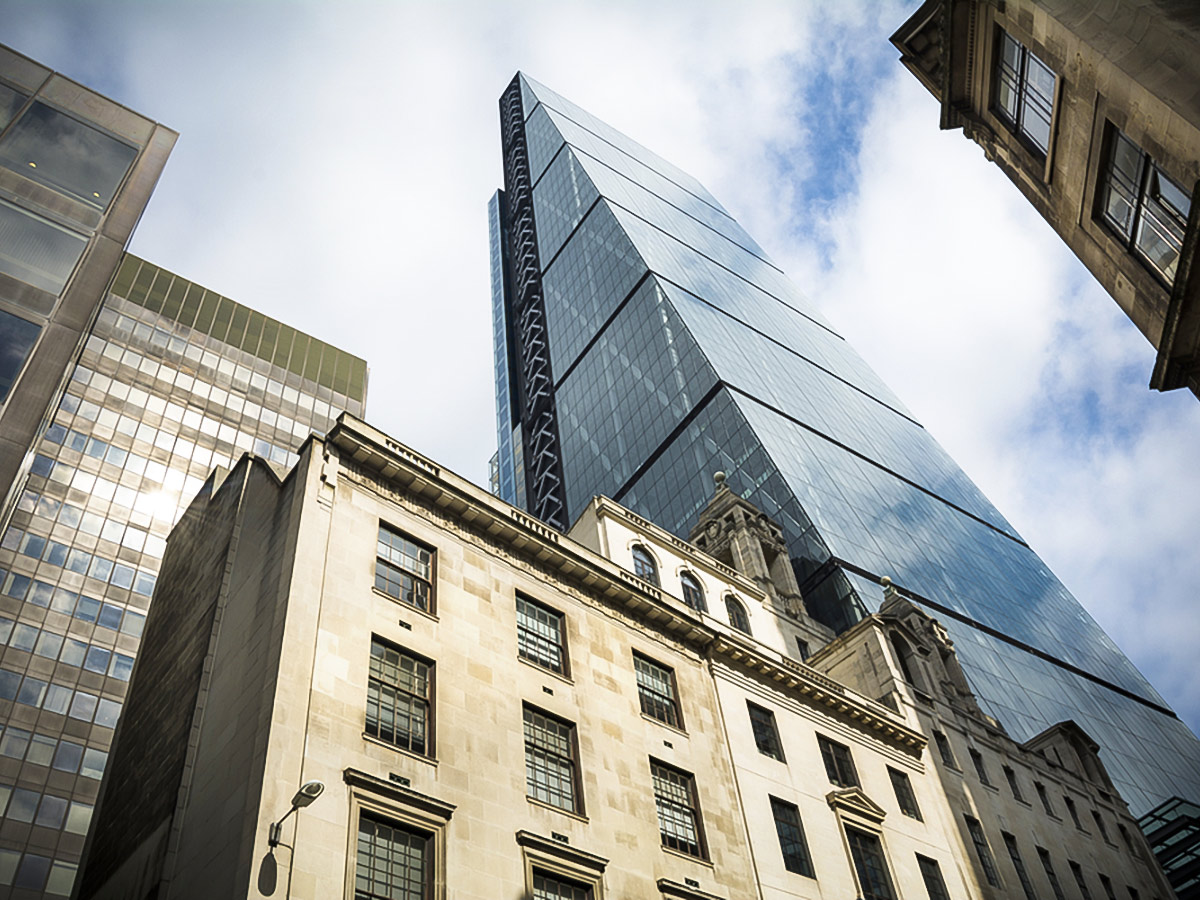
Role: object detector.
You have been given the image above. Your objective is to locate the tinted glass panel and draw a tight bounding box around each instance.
[0,199,87,294]
[0,309,40,402]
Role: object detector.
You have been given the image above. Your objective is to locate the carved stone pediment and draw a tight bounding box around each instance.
[825,786,887,824]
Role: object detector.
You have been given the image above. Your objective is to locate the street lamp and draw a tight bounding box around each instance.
[268,780,325,847]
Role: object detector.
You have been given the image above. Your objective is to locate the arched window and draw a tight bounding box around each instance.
[725,595,751,635]
[631,545,659,586]
[680,571,707,613]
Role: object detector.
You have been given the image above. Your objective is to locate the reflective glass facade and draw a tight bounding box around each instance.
[491,73,1200,815]
[0,254,367,892]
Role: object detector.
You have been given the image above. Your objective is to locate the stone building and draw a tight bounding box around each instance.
[892,0,1200,397]
[74,415,1170,900]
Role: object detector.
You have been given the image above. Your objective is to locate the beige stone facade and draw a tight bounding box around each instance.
[74,415,1171,900]
[893,0,1200,397]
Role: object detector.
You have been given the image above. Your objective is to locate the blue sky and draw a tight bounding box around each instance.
[4,0,1198,752]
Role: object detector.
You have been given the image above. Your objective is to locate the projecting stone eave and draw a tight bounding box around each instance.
[324,413,923,757]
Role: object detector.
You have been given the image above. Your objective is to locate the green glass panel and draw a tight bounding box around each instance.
[274,324,295,368]
[316,343,335,389]
[210,297,234,343]
[161,278,187,321]
[300,336,320,381]
[332,351,350,394]
[193,290,218,334]
[178,283,201,328]
[258,318,277,362]
[110,256,139,298]
[126,263,156,307]
[143,270,170,313]
[349,357,367,402]
[226,304,249,349]
[242,309,263,355]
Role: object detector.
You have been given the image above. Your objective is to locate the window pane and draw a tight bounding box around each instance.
[0,199,87,294]
[770,796,814,876]
[355,814,427,900]
[517,594,566,674]
[533,870,592,900]
[847,828,895,900]
[0,83,27,131]
[365,639,431,755]
[651,760,703,857]
[636,655,680,728]
[0,100,138,209]
[748,703,783,760]
[0,309,41,403]
[524,706,578,812]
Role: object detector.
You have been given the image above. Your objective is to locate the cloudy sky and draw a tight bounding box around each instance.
[5,1,1198,740]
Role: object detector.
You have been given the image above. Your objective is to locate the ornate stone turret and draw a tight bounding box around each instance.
[688,472,807,618]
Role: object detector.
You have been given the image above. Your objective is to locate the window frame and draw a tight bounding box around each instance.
[516,592,570,677]
[964,814,1002,888]
[1038,846,1068,900]
[374,523,436,614]
[769,795,815,878]
[1003,765,1025,802]
[678,570,706,613]
[631,545,659,586]
[991,27,1057,159]
[817,734,859,788]
[650,758,707,860]
[1002,832,1038,900]
[355,811,432,900]
[887,767,922,820]
[633,651,683,730]
[365,637,434,759]
[932,731,958,769]
[523,703,584,816]
[516,829,608,900]
[845,825,898,900]
[916,855,951,900]
[724,595,751,635]
[747,701,785,762]
[969,748,992,786]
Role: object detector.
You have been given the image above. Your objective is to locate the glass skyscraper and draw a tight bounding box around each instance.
[490,73,1200,816]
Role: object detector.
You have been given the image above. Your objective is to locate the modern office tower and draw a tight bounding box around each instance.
[892,0,1200,397]
[75,417,1168,899]
[1138,797,1200,900]
[0,253,367,895]
[489,72,1200,817]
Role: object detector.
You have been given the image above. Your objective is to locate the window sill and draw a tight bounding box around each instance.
[372,587,439,623]
[518,654,573,685]
[361,732,438,767]
[526,796,588,823]
[660,845,713,868]
[641,712,688,738]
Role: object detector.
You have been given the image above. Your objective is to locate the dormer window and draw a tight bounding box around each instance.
[631,545,659,586]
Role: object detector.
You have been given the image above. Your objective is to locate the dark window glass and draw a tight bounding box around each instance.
[795,637,811,660]
[35,794,67,829]
[532,870,592,900]
[933,731,957,768]
[889,767,922,820]
[725,595,751,634]
[1003,832,1038,900]
[0,83,28,131]
[1099,874,1118,900]
[965,815,1001,887]
[1004,765,1024,801]
[651,759,705,858]
[1100,128,1191,285]
[524,705,580,813]
[1038,847,1067,900]
[970,748,992,785]
[770,796,814,877]
[52,740,82,774]
[993,30,1056,154]
[847,827,896,900]
[748,702,784,761]
[917,855,950,900]
[0,309,40,402]
[0,100,138,209]
[1091,810,1110,842]
[366,639,432,756]
[1065,796,1084,830]
[632,545,658,585]
[1071,861,1094,900]
[375,525,434,612]
[516,593,567,675]
[1036,781,1054,815]
[635,653,682,728]
[680,571,706,612]
[13,853,50,891]
[354,813,428,900]
[0,199,87,294]
[818,735,859,787]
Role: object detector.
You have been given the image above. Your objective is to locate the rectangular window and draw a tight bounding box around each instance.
[1064,796,1084,830]
[366,639,432,756]
[517,593,568,675]
[846,827,896,900]
[1038,847,1067,900]
[1036,781,1054,815]
[795,637,811,660]
[965,815,1001,887]
[917,855,951,900]
[1091,810,1111,843]
[651,759,706,859]
[0,199,87,295]
[1070,861,1093,900]
[375,524,434,612]
[532,870,592,900]
[1100,127,1191,285]
[993,29,1056,155]
[1099,874,1118,900]
[1004,765,1024,801]
[818,735,859,787]
[970,748,992,786]
[355,813,429,900]
[933,731,957,768]
[0,309,41,403]
[1003,833,1037,900]
[769,796,814,877]
[634,652,682,728]
[524,705,581,814]
[888,767,922,820]
[748,702,784,761]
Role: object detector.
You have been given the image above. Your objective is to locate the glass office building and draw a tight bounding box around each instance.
[490,73,1200,816]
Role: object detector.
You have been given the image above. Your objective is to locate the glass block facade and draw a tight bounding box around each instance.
[0,254,367,892]
[490,72,1200,815]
